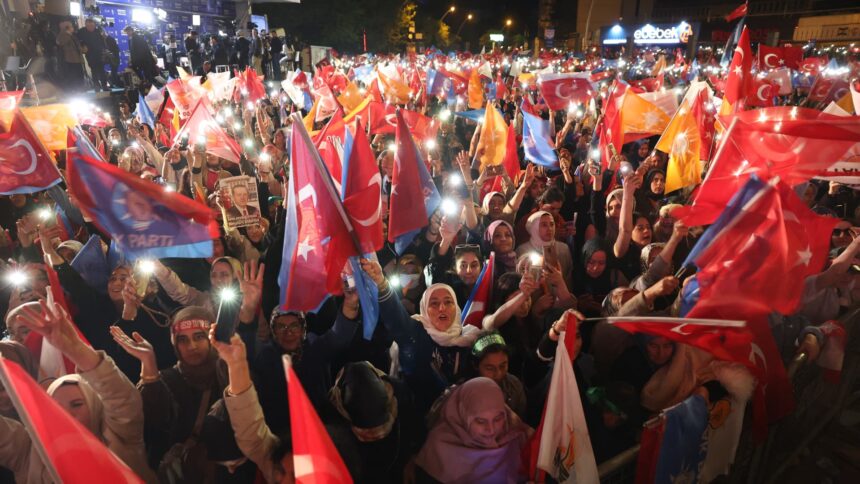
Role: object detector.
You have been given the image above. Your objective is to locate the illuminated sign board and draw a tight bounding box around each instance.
[489,33,504,42]
[633,21,693,44]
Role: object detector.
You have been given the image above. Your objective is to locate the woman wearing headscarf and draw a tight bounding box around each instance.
[635,168,666,221]
[614,173,653,281]
[484,220,518,275]
[573,238,628,318]
[361,259,479,413]
[470,332,527,419]
[111,306,225,480]
[515,210,574,290]
[1,299,157,483]
[414,377,531,483]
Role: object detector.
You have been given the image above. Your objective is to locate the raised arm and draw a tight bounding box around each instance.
[614,173,641,259]
[482,273,538,330]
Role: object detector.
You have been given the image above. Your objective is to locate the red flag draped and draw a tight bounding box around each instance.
[0,111,62,195]
[342,119,384,254]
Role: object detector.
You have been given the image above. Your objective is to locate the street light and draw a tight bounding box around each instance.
[456,13,473,36]
[440,5,456,23]
[505,19,513,27]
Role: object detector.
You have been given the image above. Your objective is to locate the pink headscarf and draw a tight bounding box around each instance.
[484,220,517,274]
[415,377,530,483]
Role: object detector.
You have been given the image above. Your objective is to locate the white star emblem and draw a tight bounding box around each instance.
[795,245,812,267]
[297,236,314,261]
[778,59,785,65]
[733,66,743,76]
[643,110,661,129]
[783,210,800,224]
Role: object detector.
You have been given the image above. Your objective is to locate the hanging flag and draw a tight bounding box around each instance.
[0,358,144,483]
[537,72,596,111]
[679,107,860,226]
[530,314,599,483]
[462,252,495,327]
[66,152,218,260]
[283,355,353,484]
[476,100,509,169]
[521,104,558,168]
[279,115,357,312]
[135,92,156,129]
[0,110,62,195]
[20,104,78,151]
[0,90,24,130]
[173,99,242,164]
[388,109,441,255]
[468,68,484,109]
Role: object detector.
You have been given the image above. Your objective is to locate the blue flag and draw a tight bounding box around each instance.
[67,152,217,260]
[720,16,746,66]
[521,107,559,168]
[135,93,156,129]
[655,395,709,483]
[350,256,380,340]
[70,235,109,293]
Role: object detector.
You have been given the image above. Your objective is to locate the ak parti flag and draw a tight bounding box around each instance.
[0,358,144,483]
[657,83,714,192]
[388,109,441,254]
[462,252,495,327]
[620,89,676,140]
[337,81,365,112]
[468,68,484,109]
[20,104,77,151]
[165,77,205,118]
[173,99,242,164]
[66,152,219,259]
[283,355,353,484]
[0,110,62,195]
[476,100,509,169]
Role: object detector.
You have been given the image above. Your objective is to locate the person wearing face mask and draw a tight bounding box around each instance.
[1,300,157,483]
[111,306,224,480]
[413,377,531,483]
[362,259,480,413]
[389,255,426,315]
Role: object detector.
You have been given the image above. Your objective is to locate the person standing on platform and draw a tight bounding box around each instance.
[77,18,107,91]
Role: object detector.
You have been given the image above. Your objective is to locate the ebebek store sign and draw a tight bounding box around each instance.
[633,22,693,44]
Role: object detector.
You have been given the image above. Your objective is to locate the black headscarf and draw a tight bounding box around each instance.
[573,238,616,298]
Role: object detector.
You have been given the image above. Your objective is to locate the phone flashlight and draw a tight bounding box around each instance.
[440,198,459,217]
[37,208,53,222]
[5,270,28,287]
[448,173,462,187]
[529,252,543,281]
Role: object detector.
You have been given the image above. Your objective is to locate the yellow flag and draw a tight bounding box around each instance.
[620,90,673,138]
[343,95,372,123]
[303,98,319,132]
[21,104,77,151]
[468,69,484,109]
[651,54,667,77]
[657,104,702,193]
[337,81,364,112]
[835,90,855,114]
[377,68,410,105]
[477,102,508,168]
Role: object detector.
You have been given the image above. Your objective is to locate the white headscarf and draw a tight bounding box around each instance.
[526,210,554,248]
[412,283,479,347]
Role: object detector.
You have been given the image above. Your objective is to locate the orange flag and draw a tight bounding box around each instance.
[619,90,675,140]
[337,81,364,112]
[657,85,711,192]
[468,69,484,109]
[476,102,508,169]
[21,104,77,151]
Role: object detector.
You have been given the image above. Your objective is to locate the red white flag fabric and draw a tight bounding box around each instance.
[757,45,786,70]
[0,358,144,483]
[0,110,62,195]
[530,314,599,483]
[764,67,793,95]
[721,26,752,114]
[313,110,349,195]
[0,90,24,130]
[537,72,596,110]
[462,252,495,327]
[799,57,827,76]
[745,76,776,107]
[283,355,353,484]
[679,107,860,226]
[725,2,748,22]
[165,77,205,118]
[342,119,384,254]
[173,99,242,164]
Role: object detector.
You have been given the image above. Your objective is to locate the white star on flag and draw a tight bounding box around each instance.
[795,245,813,267]
[733,66,743,76]
[297,236,314,260]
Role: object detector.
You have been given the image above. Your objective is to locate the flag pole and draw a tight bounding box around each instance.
[289,112,364,254]
[0,360,64,484]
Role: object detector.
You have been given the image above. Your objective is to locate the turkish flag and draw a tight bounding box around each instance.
[757,45,785,70]
[745,77,776,107]
[723,26,752,111]
[781,45,804,70]
[366,102,437,141]
[283,355,354,484]
[342,119,384,254]
[808,77,849,105]
[537,72,596,110]
[679,107,860,226]
[173,99,242,164]
[725,2,748,22]
[764,67,793,95]
[314,110,348,195]
[799,57,827,76]
[631,74,664,93]
[0,110,62,195]
[0,358,144,483]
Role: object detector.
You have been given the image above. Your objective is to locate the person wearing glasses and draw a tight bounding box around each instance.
[250,293,361,436]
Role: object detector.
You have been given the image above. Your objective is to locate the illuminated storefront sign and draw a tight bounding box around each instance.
[633,21,693,44]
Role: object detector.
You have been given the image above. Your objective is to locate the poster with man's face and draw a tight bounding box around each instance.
[220,176,260,229]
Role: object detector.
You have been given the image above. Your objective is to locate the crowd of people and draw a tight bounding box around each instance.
[1,10,859,484]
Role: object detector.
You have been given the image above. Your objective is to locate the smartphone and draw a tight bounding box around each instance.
[178,134,190,150]
[674,265,690,280]
[608,142,618,160]
[529,253,543,281]
[135,272,151,298]
[214,288,242,343]
[343,273,356,291]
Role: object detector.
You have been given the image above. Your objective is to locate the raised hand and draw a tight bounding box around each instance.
[209,324,247,367]
[239,260,265,323]
[359,258,386,289]
[110,326,155,363]
[17,299,100,371]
